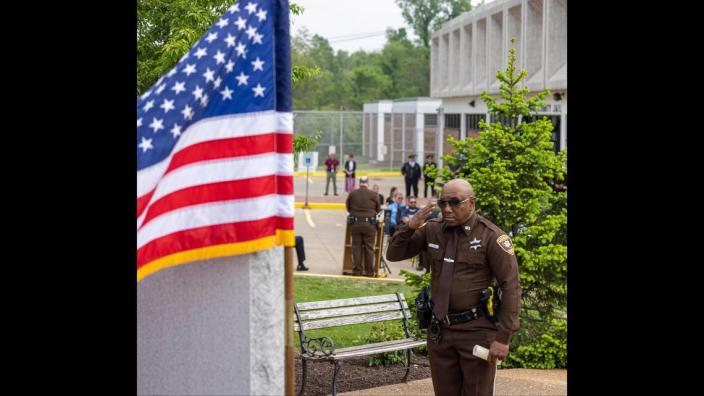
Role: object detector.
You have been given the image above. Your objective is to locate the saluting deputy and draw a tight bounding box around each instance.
[386,179,521,396]
[346,176,381,276]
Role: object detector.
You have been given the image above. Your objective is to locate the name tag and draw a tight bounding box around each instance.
[428,243,439,249]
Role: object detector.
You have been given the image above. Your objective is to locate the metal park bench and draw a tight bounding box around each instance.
[293,292,426,395]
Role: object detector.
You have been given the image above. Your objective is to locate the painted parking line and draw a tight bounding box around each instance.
[304,208,316,228]
[295,202,347,210]
[293,272,404,283]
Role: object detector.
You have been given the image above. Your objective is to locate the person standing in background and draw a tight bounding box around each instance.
[324,153,339,196]
[344,153,357,193]
[346,176,381,276]
[401,154,422,198]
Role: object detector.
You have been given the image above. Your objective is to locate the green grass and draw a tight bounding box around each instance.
[294,275,416,349]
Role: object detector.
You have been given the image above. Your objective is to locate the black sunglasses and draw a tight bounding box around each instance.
[437,197,470,208]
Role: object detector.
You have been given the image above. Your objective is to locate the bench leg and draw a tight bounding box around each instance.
[403,349,412,382]
[298,359,308,396]
[331,361,341,396]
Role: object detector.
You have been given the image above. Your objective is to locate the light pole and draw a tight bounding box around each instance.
[303,152,311,209]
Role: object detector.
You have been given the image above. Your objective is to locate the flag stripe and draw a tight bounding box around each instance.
[137,190,155,217]
[138,111,292,196]
[165,133,292,174]
[139,175,293,229]
[137,134,292,218]
[138,153,292,221]
[137,229,296,282]
[138,194,294,249]
[138,217,295,269]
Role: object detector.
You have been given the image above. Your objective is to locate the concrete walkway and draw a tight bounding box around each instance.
[293,175,568,396]
[338,369,567,396]
[293,174,432,280]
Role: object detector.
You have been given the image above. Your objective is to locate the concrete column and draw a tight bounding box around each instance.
[390,113,395,169]
[436,108,445,168]
[560,113,567,151]
[401,113,407,160]
[415,112,424,161]
[460,112,467,140]
[137,248,284,396]
[362,113,366,157]
[377,112,385,161]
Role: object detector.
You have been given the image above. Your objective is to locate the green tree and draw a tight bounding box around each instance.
[395,0,471,48]
[428,39,567,368]
[138,1,312,95]
[380,28,430,98]
[346,64,392,109]
[137,0,232,95]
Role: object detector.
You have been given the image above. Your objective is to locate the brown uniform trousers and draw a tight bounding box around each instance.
[387,212,521,396]
[346,186,381,276]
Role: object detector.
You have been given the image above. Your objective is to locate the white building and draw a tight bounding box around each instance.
[362,0,566,168]
[430,0,567,163]
[362,98,442,167]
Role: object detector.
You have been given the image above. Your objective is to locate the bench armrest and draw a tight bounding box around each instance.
[303,336,335,358]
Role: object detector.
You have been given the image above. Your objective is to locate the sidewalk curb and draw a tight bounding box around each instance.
[295,202,346,209]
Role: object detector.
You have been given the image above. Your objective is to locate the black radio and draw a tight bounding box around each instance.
[415,285,432,331]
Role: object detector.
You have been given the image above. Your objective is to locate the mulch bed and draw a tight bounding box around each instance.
[295,353,431,395]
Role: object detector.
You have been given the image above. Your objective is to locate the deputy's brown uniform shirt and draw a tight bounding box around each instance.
[346,187,381,217]
[387,211,520,344]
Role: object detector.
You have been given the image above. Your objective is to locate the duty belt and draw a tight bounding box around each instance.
[349,216,376,222]
[440,307,484,326]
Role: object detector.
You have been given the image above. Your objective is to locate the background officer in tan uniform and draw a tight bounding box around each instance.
[387,179,521,395]
[346,176,381,276]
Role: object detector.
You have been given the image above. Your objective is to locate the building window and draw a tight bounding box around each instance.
[444,113,461,129]
[522,115,561,153]
[492,113,518,127]
[466,114,486,131]
[425,114,437,127]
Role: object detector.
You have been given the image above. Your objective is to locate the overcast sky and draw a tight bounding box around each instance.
[291,0,485,53]
[290,0,410,53]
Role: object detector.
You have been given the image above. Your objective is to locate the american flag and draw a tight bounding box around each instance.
[137,0,294,282]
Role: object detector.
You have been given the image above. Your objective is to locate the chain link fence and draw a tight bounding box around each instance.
[293,110,367,169]
[293,110,438,171]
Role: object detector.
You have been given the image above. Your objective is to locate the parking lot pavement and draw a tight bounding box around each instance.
[293,207,425,280]
[294,174,438,207]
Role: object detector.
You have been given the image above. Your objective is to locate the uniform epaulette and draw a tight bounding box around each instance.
[477,216,504,236]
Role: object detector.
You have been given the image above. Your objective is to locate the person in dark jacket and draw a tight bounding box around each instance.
[401,154,422,198]
[343,153,357,193]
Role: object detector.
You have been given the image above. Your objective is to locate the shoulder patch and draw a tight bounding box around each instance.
[496,235,515,255]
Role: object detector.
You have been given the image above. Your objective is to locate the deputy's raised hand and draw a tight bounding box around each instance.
[408,201,436,230]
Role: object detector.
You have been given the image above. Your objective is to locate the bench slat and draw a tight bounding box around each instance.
[296,294,401,311]
[296,301,409,321]
[334,339,426,359]
[300,338,426,360]
[295,311,407,331]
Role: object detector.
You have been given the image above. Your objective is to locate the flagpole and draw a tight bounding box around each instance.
[284,246,295,395]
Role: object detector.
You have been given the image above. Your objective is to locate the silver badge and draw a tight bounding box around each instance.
[469,237,481,250]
